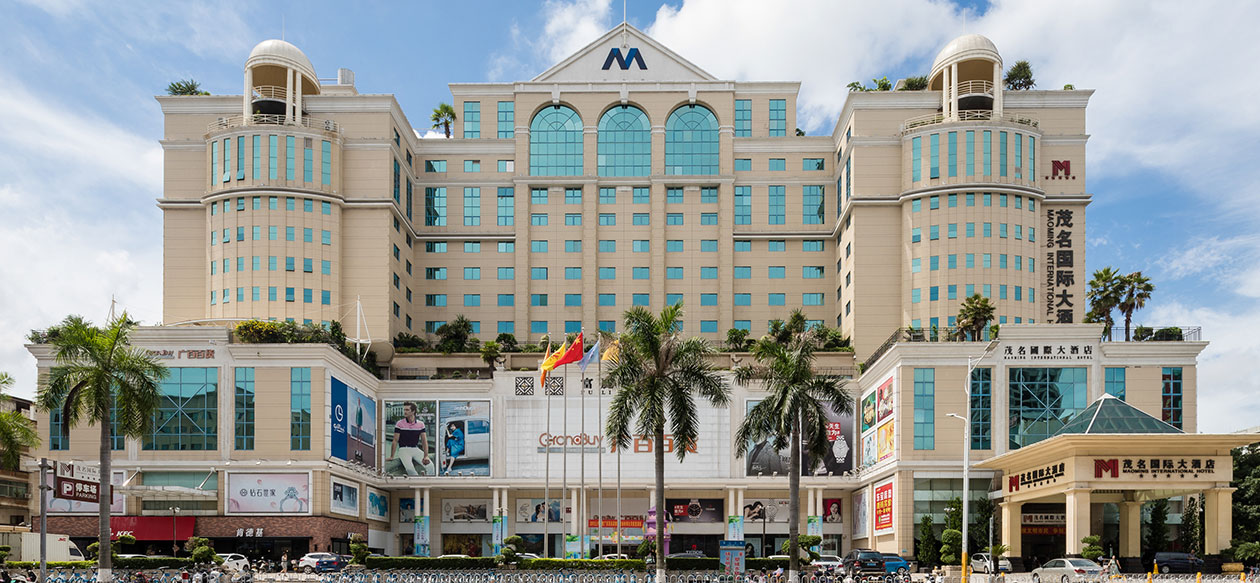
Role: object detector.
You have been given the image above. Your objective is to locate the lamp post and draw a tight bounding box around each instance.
[950,338,999,583]
[169,507,181,556]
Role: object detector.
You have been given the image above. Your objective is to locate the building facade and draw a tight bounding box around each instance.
[26,26,1227,569]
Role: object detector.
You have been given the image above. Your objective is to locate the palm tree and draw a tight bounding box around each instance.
[431,103,457,138]
[955,294,996,341]
[604,304,730,581]
[165,79,209,96]
[435,314,475,353]
[0,373,39,471]
[36,314,166,583]
[1004,60,1036,90]
[1117,272,1155,341]
[1085,267,1123,340]
[735,334,853,583]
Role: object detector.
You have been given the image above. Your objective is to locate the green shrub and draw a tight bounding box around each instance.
[7,561,95,569]
[519,559,645,570]
[1134,326,1154,341]
[940,529,963,565]
[664,557,721,570]
[364,556,497,569]
[115,557,194,569]
[349,533,369,565]
[1153,327,1184,341]
[1081,535,1104,561]
[747,557,792,571]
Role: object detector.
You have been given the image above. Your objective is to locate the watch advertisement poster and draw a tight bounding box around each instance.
[666,498,723,523]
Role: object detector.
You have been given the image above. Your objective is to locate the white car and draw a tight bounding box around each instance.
[439,554,470,558]
[971,552,1012,574]
[1031,558,1103,583]
[217,553,250,572]
[813,554,843,570]
[297,552,342,573]
[597,553,629,560]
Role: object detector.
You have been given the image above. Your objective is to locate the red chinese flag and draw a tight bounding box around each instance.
[553,333,584,366]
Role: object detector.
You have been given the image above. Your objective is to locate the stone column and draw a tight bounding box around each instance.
[1000,501,1022,558]
[295,73,303,124]
[950,63,960,120]
[993,62,1003,117]
[1064,489,1091,555]
[1119,501,1141,558]
[285,68,294,123]
[1204,488,1235,554]
[942,66,951,117]
[243,67,253,121]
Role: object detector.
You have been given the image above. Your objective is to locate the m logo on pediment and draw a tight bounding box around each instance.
[602,47,646,70]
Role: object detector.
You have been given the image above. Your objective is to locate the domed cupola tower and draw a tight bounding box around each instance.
[243,39,320,124]
[929,33,1003,120]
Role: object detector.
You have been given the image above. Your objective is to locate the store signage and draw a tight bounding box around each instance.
[1046,160,1075,180]
[1001,343,1093,361]
[1022,513,1065,525]
[233,528,266,537]
[110,516,195,541]
[1045,208,1076,323]
[54,462,105,503]
[1008,462,1067,492]
[1094,457,1219,479]
[602,47,646,70]
[873,481,894,534]
[145,349,215,360]
[588,517,645,529]
[537,432,605,450]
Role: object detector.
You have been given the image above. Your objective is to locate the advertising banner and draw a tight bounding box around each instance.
[861,432,877,467]
[46,470,124,515]
[227,472,310,515]
[720,540,747,575]
[399,497,424,522]
[383,400,438,477]
[330,376,377,468]
[877,420,896,462]
[492,516,505,555]
[443,534,491,557]
[110,516,195,541]
[876,376,895,422]
[516,498,564,523]
[873,480,894,535]
[745,399,852,476]
[564,535,581,559]
[807,516,822,552]
[442,498,490,522]
[852,489,869,540]
[822,498,843,524]
[330,478,359,517]
[413,516,430,556]
[740,498,790,523]
[438,401,492,476]
[366,487,389,522]
[667,498,723,523]
[727,516,744,541]
[860,393,877,433]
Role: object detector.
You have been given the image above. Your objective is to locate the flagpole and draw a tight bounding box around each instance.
[562,352,569,556]
[580,328,588,559]
[543,344,552,558]
[596,332,605,559]
[611,347,622,557]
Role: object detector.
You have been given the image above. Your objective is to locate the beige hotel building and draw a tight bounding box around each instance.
[26,26,1247,571]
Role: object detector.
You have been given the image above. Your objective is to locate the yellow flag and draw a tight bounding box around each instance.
[601,339,621,363]
[540,340,567,385]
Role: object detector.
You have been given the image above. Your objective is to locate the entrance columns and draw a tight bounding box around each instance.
[1000,501,1022,558]
[1064,489,1091,555]
[1204,488,1235,554]
[1119,501,1141,558]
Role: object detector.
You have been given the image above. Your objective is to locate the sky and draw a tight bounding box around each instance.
[1,0,1258,431]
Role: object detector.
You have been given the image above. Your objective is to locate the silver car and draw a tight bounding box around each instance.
[971,552,1012,573]
[1032,558,1103,583]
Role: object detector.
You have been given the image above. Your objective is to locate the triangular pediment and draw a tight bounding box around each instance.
[532,23,718,83]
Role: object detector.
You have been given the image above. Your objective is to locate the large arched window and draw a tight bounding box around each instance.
[597,106,651,177]
[530,105,583,176]
[665,104,719,175]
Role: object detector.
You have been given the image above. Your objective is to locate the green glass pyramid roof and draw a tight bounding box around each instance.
[1055,394,1184,435]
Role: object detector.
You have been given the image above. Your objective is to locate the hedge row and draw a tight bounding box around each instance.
[519,559,645,570]
[115,558,194,569]
[364,556,498,570]
[6,561,96,569]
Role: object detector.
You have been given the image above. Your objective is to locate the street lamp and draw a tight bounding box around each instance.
[950,338,999,583]
[169,507,181,556]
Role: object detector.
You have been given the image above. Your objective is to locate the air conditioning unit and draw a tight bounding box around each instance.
[324,120,335,131]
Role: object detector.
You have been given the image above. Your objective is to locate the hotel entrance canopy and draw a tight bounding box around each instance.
[976,395,1256,559]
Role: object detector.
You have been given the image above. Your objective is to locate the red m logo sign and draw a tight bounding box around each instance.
[1008,476,1020,492]
[1095,458,1119,478]
[1052,160,1071,178]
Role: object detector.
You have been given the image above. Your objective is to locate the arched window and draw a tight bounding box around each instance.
[665,104,719,175]
[598,106,651,177]
[530,105,583,176]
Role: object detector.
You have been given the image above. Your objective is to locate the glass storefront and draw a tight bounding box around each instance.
[1008,368,1088,449]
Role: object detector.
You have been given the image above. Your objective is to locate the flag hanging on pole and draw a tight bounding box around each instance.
[601,339,621,363]
[541,340,566,386]
[578,338,601,373]
[553,333,584,367]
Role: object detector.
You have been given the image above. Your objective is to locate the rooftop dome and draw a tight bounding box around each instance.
[930,33,1000,80]
[246,39,318,85]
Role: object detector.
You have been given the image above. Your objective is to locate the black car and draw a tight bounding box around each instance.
[843,549,887,579]
[1150,552,1203,574]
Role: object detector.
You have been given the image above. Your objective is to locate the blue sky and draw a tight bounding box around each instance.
[2,0,1258,431]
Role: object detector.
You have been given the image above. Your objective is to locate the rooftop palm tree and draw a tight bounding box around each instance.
[431,102,457,138]
[955,294,996,341]
[0,373,40,471]
[165,79,209,96]
[36,314,166,583]
[1004,60,1036,90]
[735,334,853,583]
[1086,267,1123,340]
[604,304,730,581]
[1117,272,1155,341]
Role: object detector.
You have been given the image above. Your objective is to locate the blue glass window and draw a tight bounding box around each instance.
[734,99,751,137]
[1162,367,1183,429]
[970,368,991,449]
[665,105,719,175]
[463,101,480,138]
[913,368,935,450]
[598,106,651,176]
[768,186,785,224]
[497,101,514,138]
[145,367,219,451]
[803,185,823,224]
[768,99,786,136]
[1009,368,1089,448]
[530,105,583,176]
[1105,367,1126,400]
[735,186,751,225]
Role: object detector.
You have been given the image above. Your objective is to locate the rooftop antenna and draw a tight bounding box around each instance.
[621,0,628,48]
[107,295,117,321]
[282,15,285,41]
[962,7,967,34]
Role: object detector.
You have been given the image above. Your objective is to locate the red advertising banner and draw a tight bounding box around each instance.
[587,518,645,529]
[110,516,196,541]
[54,476,103,503]
[873,481,894,533]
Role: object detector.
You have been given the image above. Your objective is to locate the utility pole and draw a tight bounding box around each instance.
[39,458,50,583]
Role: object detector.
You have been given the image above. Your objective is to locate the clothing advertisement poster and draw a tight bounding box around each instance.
[852,488,869,540]
[329,477,359,517]
[330,376,377,468]
[366,487,388,522]
[383,400,438,477]
[438,400,492,476]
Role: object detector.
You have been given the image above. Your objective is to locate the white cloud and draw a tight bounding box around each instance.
[487,0,614,81]
[419,129,449,140]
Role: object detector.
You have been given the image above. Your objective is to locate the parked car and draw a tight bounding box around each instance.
[438,554,471,558]
[217,553,250,572]
[882,554,912,574]
[667,550,707,558]
[297,552,344,573]
[1031,558,1102,583]
[971,552,1012,574]
[842,549,887,579]
[517,553,541,560]
[1147,552,1204,573]
[813,554,843,571]
[597,553,629,560]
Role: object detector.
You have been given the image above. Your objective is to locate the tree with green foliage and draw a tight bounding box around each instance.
[918,515,940,568]
[736,328,853,582]
[847,77,893,92]
[1063,84,1076,90]
[185,536,221,565]
[726,328,753,351]
[901,76,929,91]
[349,533,369,564]
[435,315,475,353]
[166,79,209,95]
[481,341,501,375]
[604,303,730,582]
[1086,267,1124,340]
[37,314,167,583]
[971,496,995,554]
[501,535,524,563]
[1117,272,1155,342]
[1081,535,1104,561]
[955,295,996,340]
[1146,498,1170,554]
[495,333,519,353]
[1180,495,1202,556]
[0,373,39,470]
[431,103,457,138]
[780,535,822,561]
[941,529,964,565]
[1231,442,1260,546]
[1004,61,1036,90]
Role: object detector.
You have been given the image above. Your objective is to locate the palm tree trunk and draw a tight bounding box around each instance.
[655,422,666,583]
[1124,310,1133,341]
[788,415,801,583]
[98,419,112,582]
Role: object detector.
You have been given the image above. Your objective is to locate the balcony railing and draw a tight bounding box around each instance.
[902,110,1039,132]
[207,114,340,134]
[956,79,995,96]
[251,85,287,101]
[1105,326,1201,342]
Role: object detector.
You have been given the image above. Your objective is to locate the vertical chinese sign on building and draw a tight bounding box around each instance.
[873,479,894,535]
[1045,208,1077,323]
